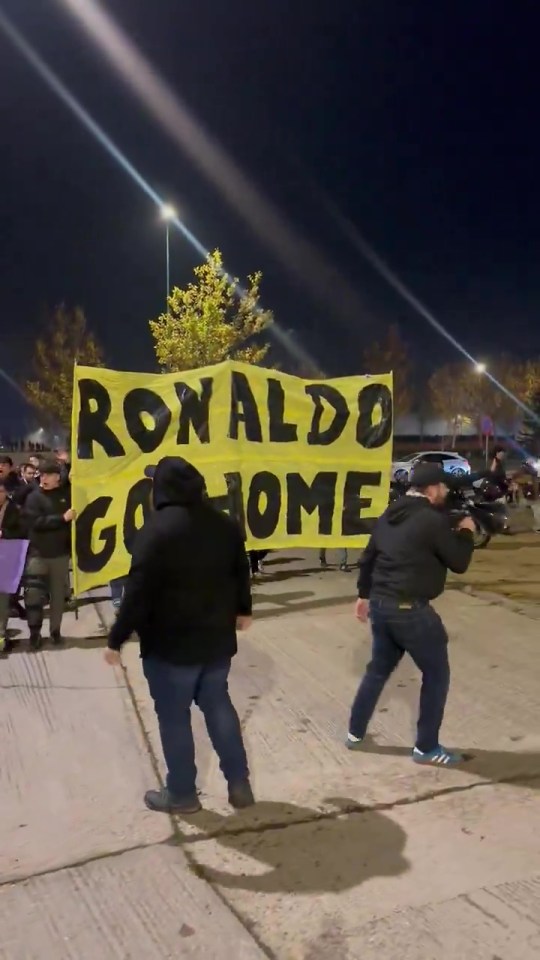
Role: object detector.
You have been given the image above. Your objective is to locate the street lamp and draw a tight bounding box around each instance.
[474,362,487,374]
[160,204,177,315]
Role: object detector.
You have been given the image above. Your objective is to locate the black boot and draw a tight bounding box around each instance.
[51,630,64,646]
[228,780,255,809]
[29,630,43,651]
[144,787,202,815]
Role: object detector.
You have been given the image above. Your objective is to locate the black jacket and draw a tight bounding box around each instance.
[108,457,252,665]
[2,471,23,498]
[358,494,474,603]
[13,479,39,507]
[23,485,72,558]
[0,499,24,539]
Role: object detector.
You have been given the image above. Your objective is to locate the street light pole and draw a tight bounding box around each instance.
[160,204,177,316]
[165,219,170,316]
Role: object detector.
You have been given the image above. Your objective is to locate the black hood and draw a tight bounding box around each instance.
[385,493,433,525]
[151,457,206,509]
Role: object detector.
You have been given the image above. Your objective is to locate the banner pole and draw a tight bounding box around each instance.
[70,360,79,603]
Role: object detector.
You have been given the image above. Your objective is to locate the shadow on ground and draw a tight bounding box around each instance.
[254,590,353,619]
[174,798,409,894]
[5,632,106,653]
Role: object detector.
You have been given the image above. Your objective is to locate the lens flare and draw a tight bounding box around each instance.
[55,0,371,332]
[0,9,320,376]
[316,189,539,424]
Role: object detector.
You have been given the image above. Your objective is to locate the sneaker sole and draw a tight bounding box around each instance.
[144,797,202,815]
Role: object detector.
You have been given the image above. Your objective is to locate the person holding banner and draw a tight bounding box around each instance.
[0,480,25,655]
[23,461,75,650]
[104,456,254,815]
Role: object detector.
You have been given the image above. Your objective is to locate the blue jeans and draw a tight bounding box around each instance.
[349,600,450,753]
[143,655,249,800]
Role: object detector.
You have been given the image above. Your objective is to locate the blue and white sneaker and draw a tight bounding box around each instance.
[345,733,364,751]
[413,745,463,766]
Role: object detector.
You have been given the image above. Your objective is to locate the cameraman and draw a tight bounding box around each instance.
[347,463,475,766]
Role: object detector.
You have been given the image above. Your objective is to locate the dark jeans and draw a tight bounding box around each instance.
[143,655,249,800]
[349,600,450,753]
[110,577,127,605]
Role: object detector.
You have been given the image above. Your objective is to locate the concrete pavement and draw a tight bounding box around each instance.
[2,550,540,958]
[0,603,266,960]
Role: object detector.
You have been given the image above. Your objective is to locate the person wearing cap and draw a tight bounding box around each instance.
[104,456,254,816]
[346,462,476,767]
[22,460,76,650]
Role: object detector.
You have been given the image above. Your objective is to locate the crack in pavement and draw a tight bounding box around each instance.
[0,838,169,889]
[179,769,540,844]
[5,768,539,890]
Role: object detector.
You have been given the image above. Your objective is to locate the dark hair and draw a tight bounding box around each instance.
[493,446,505,457]
[40,460,61,475]
[21,462,35,471]
[0,455,13,467]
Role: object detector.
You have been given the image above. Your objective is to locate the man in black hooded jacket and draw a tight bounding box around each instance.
[347,463,476,766]
[105,456,253,815]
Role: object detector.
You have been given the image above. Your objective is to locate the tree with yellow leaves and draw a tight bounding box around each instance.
[25,305,104,429]
[150,249,272,372]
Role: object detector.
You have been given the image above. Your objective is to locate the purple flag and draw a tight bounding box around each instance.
[0,539,29,594]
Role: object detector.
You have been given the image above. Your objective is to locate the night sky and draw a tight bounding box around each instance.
[1,0,540,430]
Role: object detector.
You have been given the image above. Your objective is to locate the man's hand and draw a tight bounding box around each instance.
[457,516,476,534]
[355,598,369,622]
[104,648,121,667]
[236,615,253,632]
[63,508,77,522]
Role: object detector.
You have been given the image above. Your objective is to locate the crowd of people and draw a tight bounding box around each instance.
[0,452,75,655]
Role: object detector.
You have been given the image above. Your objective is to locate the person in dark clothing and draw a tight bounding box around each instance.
[0,455,23,498]
[22,461,76,650]
[13,462,39,507]
[347,463,476,766]
[105,456,254,815]
[0,481,25,654]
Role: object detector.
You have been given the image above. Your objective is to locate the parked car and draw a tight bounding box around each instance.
[392,450,471,482]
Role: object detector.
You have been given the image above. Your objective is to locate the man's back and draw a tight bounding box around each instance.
[109,458,251,665]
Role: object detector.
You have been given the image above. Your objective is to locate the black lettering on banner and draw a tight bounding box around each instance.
[75,497,116,573]
[123,478,153,553]
[229,372,263,442]
[267,379,298,443]
[175,378,213,444]
[77,379,125,459]
[342,471,381,535]
[246,472,281,539]
[123,389,172,454]
[286,472,337,535]
[305,385,349,445]
[356,383,393,449]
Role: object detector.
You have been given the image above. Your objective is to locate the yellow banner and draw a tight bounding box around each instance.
[71,361,393,593]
